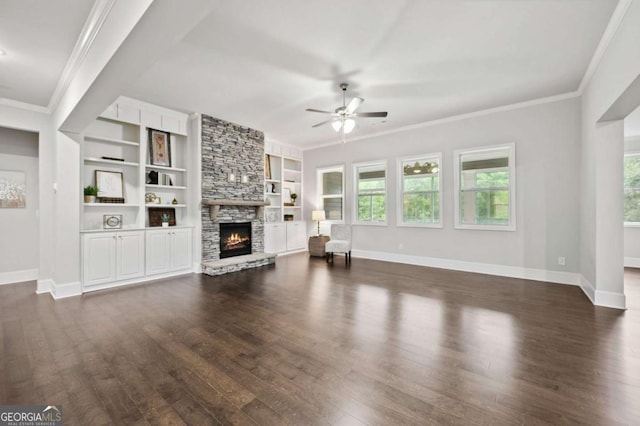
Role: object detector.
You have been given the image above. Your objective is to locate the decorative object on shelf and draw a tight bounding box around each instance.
[290,192,298,205]
[159,172,175,186]
[171,198,178,205]
[149,207,176,227]
[103,214,122,229]
[284,188,295,206]
[101,156,125,162]
[267,211,277,222]
[147,170,159,184]
[145,192,157,203]
[148,128,171,167]
[312,210,326,236]
[95,170,124,202]
[271,183,276,193]
[99,197,125,204]
[83,184,99,204]
[284,214,294,221]
[265,154,272,179]
[161,213,170,227]
[241,175,249,184]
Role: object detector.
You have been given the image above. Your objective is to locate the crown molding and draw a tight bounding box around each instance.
[302,91,580,151]
[0,97,50,114]
[47,0,116,112]
[577,0,633,95]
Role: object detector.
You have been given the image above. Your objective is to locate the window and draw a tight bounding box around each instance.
[317,165,344,222]
[397,154,442,227]
[353,161,387,225]
[624,153,640,225]
[454,144,515,230]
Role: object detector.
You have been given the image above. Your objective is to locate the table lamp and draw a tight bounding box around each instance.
[312,210,326,236]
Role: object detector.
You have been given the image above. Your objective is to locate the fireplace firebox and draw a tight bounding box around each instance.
[219,222,252,259]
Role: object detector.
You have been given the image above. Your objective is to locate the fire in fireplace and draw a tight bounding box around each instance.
[219,222,252,259]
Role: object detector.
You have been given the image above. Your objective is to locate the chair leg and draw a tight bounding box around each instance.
[345,252,348,265]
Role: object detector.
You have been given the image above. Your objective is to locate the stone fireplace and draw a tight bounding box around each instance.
[200,115,276,276]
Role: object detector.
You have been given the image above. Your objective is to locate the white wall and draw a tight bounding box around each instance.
[0,127,39,283]
[304,98,581,279]
[579,0,640,308]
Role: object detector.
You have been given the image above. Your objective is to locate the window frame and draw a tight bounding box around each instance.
[624,151,640,227]
[396,153,443,228]
[317,164,345,224]
[352,160,388,226]
[454,143,516,231]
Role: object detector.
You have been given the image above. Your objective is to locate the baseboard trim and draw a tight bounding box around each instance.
[82,269,193,294]
[595,289,627,310]
[351,249,581,286]
[51,281,82,299]
[624,257,640,268]
[0,268,38,285]
[36,278,54,294]
[192,262,203,274]
[579,275,596,304]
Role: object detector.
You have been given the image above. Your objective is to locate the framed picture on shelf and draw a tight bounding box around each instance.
[265,154,272,180]
[148,207,176,227]
[95,170,124,200]
[149,129,171,167]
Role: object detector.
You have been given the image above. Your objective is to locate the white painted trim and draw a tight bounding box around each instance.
[351,249,581,286]
[579,275,596,304]
[317,164,346,223]
[0,268,39,285]
[0,98,50,114]
[624,257,640,268]
[193,262,203,274]
[594,289,627,310]
[47,0,116,111]
[302,92,579,151]
[51,281,82,299]
[82,269,193,294]
[577,0,633,95]
[352,159,388,226]
[36,279,54,295]
[396,152,443,228]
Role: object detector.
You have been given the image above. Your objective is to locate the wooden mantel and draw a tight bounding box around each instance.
[202,199,268,220]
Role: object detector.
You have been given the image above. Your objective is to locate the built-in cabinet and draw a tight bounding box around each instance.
[82,230,145,287]
[80,97,193,292]
[145,228,192,275]
[263,140,306,254]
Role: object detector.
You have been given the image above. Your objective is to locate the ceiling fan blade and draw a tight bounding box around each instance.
[354,111,388,118]
[312,119,333,128]
[345,97,364,114]
[306,108,333,114]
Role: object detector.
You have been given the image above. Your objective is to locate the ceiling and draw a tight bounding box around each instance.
[0,1,619,149]
[0,0,94,106]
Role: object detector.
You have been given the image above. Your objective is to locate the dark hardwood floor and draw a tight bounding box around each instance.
[2,254,640,425]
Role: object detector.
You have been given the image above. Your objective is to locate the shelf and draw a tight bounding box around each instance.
[84,203,139,207]
[284,206,302,209]
[85,135,139,147]
[145,204,186,208]
[265,192,281,196]
[284,168,301,173]
[265,179,280,183]
[84,157,139,167]
[145,184,187,190]
[264,206,281,209]
[145,164,187,172]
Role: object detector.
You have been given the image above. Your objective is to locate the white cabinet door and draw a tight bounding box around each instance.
[146,230,171,275]
[286,222,306,251]
[117,231,145,280]
[171,228,192,270]
[265,223,286,253]
[83,233,117,287]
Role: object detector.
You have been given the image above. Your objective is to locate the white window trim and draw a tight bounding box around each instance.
[454,143,516,231]
[624,151,640,227]
[317,164,345,224]
[396,153,443,228]
[353,160,388,226]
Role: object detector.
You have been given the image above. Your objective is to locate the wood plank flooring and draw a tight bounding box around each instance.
[2,254,640,425]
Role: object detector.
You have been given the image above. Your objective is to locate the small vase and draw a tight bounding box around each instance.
[162,222,169,228]
[84,195,96,203]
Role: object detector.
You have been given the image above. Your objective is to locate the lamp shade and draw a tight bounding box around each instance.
[312,210,326,221]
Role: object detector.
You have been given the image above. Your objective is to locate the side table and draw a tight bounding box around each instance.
[308,235,330,257]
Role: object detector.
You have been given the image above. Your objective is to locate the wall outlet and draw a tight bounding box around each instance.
[558,257,566,266]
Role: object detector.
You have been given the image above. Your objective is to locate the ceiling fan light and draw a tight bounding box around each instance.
[331,120,342,132]
[343,118,355,134]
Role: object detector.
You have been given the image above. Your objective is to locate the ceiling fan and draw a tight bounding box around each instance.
[306,83,388,142]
